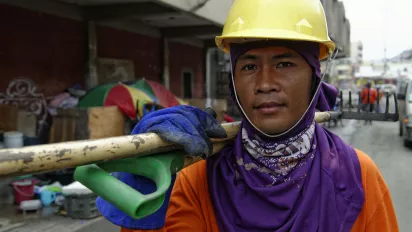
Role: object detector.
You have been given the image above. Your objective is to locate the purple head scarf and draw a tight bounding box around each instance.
[206,41,364,232]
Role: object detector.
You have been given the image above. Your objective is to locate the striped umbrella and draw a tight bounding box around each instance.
[77,79,187,120]
[78,83,159,120]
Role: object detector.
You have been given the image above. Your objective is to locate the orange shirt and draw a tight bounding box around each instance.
[122,149,399,232]
[361,88,378,105]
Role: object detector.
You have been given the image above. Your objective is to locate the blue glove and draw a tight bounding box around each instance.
[97,105,227,229]
[133,105,227,157]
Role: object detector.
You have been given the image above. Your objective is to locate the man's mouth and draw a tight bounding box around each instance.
[254,102,285,115]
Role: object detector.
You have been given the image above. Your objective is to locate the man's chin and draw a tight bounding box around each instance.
[250,118,293,135]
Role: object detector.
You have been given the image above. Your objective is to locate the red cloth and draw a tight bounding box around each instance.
[223,114,235,122]
[104,85,136,119]
[146,80,179,108]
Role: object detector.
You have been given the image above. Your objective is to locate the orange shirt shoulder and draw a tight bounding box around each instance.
[122,149,399,232]
[351,149,399,232]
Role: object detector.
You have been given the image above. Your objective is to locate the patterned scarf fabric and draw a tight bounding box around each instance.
[240,122,315,184]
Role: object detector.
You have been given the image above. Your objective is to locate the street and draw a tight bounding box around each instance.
[327,120,412,232]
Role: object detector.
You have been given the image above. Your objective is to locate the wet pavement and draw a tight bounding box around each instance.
[327,119,412,232]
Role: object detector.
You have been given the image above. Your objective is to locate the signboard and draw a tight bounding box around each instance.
[97,58,135,84]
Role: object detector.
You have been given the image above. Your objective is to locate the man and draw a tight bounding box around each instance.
[361,82,378,125]
[97,0,399,231]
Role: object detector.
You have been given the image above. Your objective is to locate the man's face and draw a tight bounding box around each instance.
[234,46,313,135]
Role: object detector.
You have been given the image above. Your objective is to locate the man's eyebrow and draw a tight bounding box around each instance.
[238,52,297,61]
[272,53,296,59]
[238,54,258,60]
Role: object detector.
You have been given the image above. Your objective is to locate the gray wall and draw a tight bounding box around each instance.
[321,0,351,57]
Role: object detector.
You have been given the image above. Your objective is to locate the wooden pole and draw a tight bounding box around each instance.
[0,112,333,177]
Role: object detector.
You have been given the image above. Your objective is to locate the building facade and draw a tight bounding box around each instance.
[0,0,351,110]
[351,41,364,73]
[0,0,233,99]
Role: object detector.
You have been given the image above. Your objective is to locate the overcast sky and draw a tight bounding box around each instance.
[342,0,412,61]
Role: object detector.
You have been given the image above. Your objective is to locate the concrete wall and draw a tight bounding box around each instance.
[169,41,205,98]
[0,3,85,96]
[321,0,351,57]
[96,26,163,83]
[0,2,206,98]
[158,0,234,25]
[96,28,205,98]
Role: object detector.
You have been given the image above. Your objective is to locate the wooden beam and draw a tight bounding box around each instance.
[83,2,177,21]
[161,26,222,38]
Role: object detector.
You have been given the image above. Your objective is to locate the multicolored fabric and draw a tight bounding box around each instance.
[241,122,315,179]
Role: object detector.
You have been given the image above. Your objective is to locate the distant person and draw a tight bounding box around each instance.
[361,82,378,125]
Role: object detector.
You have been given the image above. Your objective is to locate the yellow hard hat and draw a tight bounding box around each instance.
[215,0,336,60]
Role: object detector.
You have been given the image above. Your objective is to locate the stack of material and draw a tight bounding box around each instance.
[49,106,125,143]
[62,182,99,220]
[0,104,37,142]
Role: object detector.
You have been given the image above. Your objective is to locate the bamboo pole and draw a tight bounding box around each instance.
[0,112,335,178]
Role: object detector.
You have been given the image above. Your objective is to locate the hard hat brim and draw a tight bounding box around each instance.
[215,28,336,60]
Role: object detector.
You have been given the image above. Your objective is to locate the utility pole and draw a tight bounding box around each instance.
[383,42,389,76]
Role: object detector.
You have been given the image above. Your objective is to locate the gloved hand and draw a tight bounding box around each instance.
[96,105,227,230]
[133,105,227,157]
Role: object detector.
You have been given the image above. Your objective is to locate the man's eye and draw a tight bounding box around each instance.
[276,62,294,68]
[241,64,257,71]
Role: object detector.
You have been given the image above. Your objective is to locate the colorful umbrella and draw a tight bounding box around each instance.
[78,83,159,120]
[127,79,181,108]
[78,79,186,120]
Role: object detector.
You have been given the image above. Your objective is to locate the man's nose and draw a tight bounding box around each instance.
[254,65,280,94]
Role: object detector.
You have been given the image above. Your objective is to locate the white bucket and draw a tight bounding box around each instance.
[4,131,24,148]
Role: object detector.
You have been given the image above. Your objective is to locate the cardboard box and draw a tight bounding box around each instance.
[49,106,125,143]
[0,105,37,137]
[0,104,18,133]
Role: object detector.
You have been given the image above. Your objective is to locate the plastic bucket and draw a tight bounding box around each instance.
[11,179,40,205]
[4,131,24,148]
[40,190,57,206]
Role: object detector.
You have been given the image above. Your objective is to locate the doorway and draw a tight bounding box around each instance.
[182,71,193,98]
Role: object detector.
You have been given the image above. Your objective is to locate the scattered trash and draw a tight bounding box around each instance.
[40,190,57,207]
[64,193,100,219]
[35,181,63,194]
[3,131,24,148]
[11,179,40,205]
[62,181,93,196]
[19,199,42,212]
[34,181,63,207]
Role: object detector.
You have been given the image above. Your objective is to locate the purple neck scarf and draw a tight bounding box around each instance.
[206,41,364,232]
